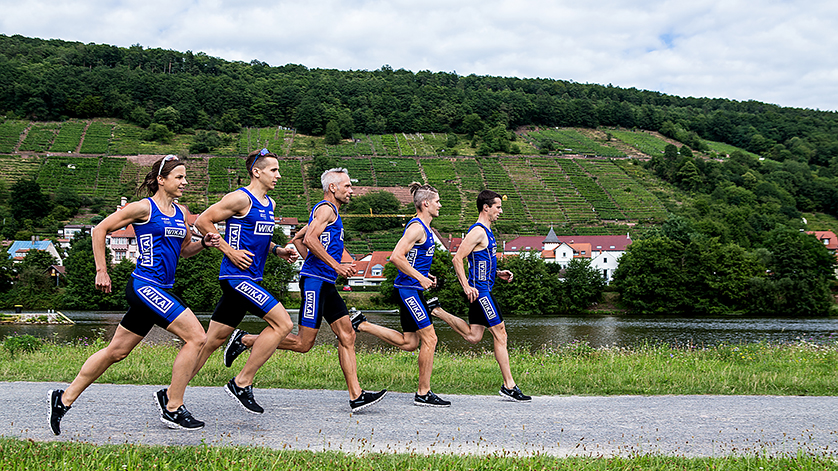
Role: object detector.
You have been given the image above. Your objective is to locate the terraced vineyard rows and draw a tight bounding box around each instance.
[417,158,463,229]
[0,155,41,185]
[575,159,666,221]
[609,130,670,155]
[339,157,375,186]
[50,121,86,153]
[36,156,107,199]
[79,122,113,154]
[0,121,27,153]
[477,157,531,231]
[526,129,625,157]
[274,159,308,221]
[19,123,59,152]
[370,157,422,186]
[500,157,564,226]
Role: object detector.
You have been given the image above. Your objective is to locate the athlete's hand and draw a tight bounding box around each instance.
[278,248,299,263]
[428,274,438,288]
[335,262,356,278]
[95,271,112,293]
[228,249,254,270]
[463,285,479,303]
[498,270,514,283]
[204,232,221,248]
[419,275,434,290]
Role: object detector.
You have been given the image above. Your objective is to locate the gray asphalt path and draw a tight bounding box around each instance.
[3,381,838,457]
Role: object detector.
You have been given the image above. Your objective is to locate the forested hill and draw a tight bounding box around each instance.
[2,33,838,163]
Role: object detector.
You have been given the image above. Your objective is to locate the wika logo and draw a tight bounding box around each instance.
[478,261,487,280]
[426,246,435,257]
[479,296,497,320]
[228,225,241,250]
[137,286,174,313]
[234,281,269,306]
[165,227,187,238]
[138,234,153,267]
[320,232,331,249]
[303,291,316,319]
[406,249,417,265]
[254,222,275,236]
[405,296,426,322]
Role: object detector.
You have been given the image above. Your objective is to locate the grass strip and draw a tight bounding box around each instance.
[1,438,835,470]
[3,339,838,396]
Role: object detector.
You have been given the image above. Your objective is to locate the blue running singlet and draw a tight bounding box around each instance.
[299,200,344,283]
[131,198,188,288]
[466,222,497,291]
[219,188,275,281]
[393,218,435,290]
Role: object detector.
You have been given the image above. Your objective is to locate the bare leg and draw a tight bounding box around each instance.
[235,304,294,387]
[241,324,319,353]
[331,316,362,399]
[431,307,486,344]
[163,309,207,411]
[357,321,420,351]
[61,325,144,407]
[487,322,516,389]
[414,327,437,395]
[190,320,234,379]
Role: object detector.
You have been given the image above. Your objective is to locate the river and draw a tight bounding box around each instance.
[3,311,837,352]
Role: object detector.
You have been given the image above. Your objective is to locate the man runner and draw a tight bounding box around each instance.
[352,182,450,407]
[429,189,531,402]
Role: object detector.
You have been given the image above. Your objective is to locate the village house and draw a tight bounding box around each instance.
[6,238,63,265]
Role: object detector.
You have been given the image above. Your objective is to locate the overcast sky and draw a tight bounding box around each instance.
[3,0,837,111]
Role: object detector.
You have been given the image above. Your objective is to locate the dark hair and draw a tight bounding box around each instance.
[476,189,502,212]
[137,156,185,196]
[246,148,279,177]
[408,181,438,211]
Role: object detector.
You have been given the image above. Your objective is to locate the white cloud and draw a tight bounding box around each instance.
[2,0,838,109]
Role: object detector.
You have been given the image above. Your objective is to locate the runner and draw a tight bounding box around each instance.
[48,155,220,435]
[161,148,296,415]
[225,168,387,411]
[351,182,450,407]
[429,190,531,402]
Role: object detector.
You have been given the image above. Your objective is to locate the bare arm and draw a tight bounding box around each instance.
[91,200,152,293]
[390,221,434,289]
[291,224,308,259]
[193,191,252,267]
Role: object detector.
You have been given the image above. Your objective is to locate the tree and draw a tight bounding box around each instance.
[344,191,405,232]
[324,120,342,145]
[10,180,52,223]
[189,130,222,153]
[63,234,127,310]
[172,248,222,311]
[493,253,561,315]
[560,258,606,313]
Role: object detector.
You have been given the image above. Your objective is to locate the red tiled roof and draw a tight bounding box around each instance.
[807,231,838,250]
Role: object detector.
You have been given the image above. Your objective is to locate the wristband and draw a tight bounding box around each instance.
[201,237,208,248]
[273,245,279,256]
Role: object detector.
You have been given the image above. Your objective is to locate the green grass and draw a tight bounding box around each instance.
[4,339,838,396]
[1,438,836,469]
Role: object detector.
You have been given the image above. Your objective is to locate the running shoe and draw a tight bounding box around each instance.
[160,404,204,430]
[349,389,387,412]
[414,390,451,407]
[153,388,168,415]
[47,389,71,436]
[224,329,249,368]
[349,311,367,332]
[426,297,441,312]
[499,384,532,402]
[225,378,264,414]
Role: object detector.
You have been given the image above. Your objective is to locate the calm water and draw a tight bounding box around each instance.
[3,311,838,352]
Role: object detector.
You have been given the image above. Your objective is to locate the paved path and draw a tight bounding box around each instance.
[3,382,838,457]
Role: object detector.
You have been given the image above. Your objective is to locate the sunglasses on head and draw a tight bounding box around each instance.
[157,155,179,177]
[250,148,270,173]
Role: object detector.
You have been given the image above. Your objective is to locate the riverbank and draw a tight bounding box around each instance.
[3,338,837,396]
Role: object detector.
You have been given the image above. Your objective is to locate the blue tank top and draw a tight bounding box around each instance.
[466,222,497,291]
[219,188,275,281]
[300,200,344,283]
[132,198,188,288]
[393,218,435,290]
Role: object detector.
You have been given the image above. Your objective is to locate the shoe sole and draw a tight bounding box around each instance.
[47,389,61,435]
[224,383,264,414]
[350,391,387,412]
[413,401,451,407]
[223,331,244,368]
[153,390,167,416]
[499,391,532,402]
[159,415,204,431]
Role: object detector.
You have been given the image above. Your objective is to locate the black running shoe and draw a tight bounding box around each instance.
[499,384,532,402]
[349,311,367,332]
[47,389,70,436]
[224,329,249,368]
[349,389,387,411]
[225,378,264,414]
[160,404,204,430]
[153,388,168,415]
[426,297,441,312]
[414,390,451,407]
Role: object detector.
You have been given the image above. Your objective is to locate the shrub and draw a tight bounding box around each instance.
[4,334,43,357]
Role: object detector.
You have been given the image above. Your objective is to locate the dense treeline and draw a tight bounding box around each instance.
[3,34,838,164]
